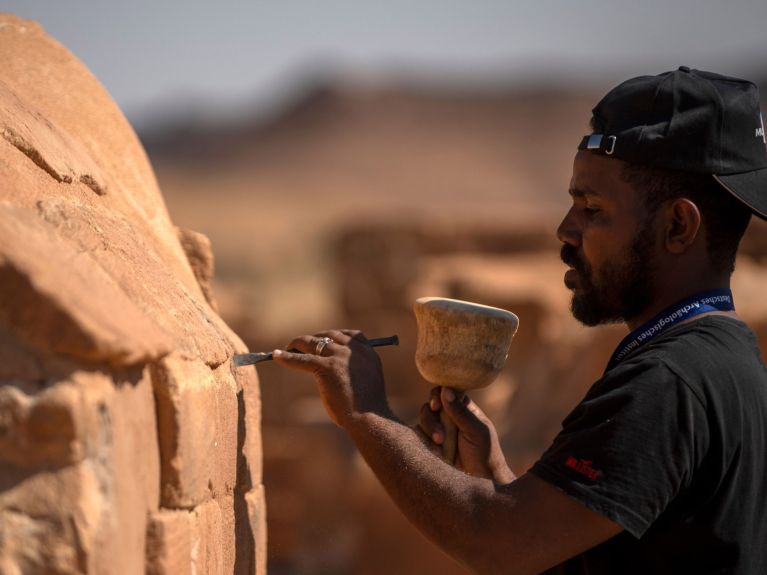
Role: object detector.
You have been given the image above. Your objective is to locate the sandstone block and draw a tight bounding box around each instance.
[177,226,218,311]
[192,499,224,575]
[212,363,239,499]
[0,77,108,195]
[0,205,171,366]
[109,367,163,533]
[0,369,160,495]
[217,495,238,575]
[245,485,268,575]
[0,370,160,575]
[146,500,227,575]
[152,354,239,508]
[0,382,81,468]
[146,510,193,575]
[0,462,117,574]
[0,508,82,575]
[237,365,263,489]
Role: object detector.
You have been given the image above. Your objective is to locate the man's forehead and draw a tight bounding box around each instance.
[570,151,631,196]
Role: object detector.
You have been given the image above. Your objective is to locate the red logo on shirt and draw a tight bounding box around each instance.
[566,456,601,481]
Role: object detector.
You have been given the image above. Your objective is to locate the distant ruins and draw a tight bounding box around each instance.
[0,14,265,574]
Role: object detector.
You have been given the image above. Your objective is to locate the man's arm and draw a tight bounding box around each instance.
[273,330,622,574]
[347,411,621,574]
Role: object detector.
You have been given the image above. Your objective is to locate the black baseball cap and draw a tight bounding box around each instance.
[578,66,767,220]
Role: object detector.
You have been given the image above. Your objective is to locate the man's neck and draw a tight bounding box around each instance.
[624,278,732,332]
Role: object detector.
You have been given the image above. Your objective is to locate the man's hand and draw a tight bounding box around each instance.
[418,386,515,484]
[272,329,391,428]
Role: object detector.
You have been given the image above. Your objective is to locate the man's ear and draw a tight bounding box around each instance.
[664,198,702,254]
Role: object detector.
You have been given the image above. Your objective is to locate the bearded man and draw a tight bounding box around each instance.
[275,67,767,574]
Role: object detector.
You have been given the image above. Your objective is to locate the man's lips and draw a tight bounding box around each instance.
[560,245,585,290]
[564,268,579,289]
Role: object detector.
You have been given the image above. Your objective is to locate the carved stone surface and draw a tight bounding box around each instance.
[0,13,264,574]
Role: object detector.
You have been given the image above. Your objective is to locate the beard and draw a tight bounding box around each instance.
[561,218,657,326]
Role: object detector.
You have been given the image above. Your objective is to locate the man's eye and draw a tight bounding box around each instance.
[583,206,600,215]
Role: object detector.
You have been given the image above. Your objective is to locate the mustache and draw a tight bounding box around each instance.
[560,244,587,273]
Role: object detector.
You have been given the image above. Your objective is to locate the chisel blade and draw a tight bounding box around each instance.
[233,352,273,366]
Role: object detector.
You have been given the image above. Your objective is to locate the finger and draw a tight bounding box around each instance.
[284,334,341,357]
[283,335,323,355]
[315,330,352,346]
[441,387,485,434]
[313,331,356,358]
[272,349,324,373]
[316,330,381,363]
[456,394,494,429]
[464,396,491,424]
[418,402,445,444]
[429,386,443,412]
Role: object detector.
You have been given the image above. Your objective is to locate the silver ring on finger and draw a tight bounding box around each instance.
[314,336,333,356]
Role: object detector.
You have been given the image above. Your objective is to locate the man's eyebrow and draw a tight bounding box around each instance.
[569,186,601,198]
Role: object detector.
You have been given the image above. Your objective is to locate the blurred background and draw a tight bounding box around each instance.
[7,2,767,573]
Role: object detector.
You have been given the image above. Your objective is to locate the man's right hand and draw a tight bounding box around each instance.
[418,386,515,484]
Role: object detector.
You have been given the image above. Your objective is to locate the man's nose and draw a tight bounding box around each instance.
[557,207,581,246]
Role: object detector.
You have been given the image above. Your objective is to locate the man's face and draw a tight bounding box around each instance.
[557,152,659,326]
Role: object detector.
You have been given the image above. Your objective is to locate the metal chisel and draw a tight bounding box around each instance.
[233,334,399,367]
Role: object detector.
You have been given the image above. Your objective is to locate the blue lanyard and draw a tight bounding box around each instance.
[606,289,735,372]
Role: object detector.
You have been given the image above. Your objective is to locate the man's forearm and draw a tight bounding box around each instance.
[345,410,501,569]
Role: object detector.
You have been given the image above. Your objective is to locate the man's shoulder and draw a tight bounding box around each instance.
[600,314,767,407]
[611,315,760,373]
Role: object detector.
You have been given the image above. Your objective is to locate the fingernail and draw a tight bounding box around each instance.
[429,398,438,411]
[272,350,283,357]
[432,432,442,444]
[444,388,455,402]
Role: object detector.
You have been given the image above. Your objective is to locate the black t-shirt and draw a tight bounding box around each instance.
[531,316,767,574]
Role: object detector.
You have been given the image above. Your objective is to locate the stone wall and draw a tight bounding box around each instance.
[0,14,265,574]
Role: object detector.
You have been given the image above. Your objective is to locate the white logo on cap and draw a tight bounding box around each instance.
[758,113,766,143]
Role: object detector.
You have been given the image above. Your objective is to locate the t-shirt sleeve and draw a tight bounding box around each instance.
[530,357,709,538]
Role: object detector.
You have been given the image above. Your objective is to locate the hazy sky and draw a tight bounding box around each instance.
[5,1,767,126]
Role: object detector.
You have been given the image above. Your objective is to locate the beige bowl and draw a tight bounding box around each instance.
[414,297,519,391]
[413,297,519,464]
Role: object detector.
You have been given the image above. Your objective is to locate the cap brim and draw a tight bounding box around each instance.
[714,169,767,220]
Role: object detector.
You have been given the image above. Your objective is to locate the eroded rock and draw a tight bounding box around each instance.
[0,12,264,574]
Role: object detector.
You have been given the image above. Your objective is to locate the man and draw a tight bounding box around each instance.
[274,67,767,573]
